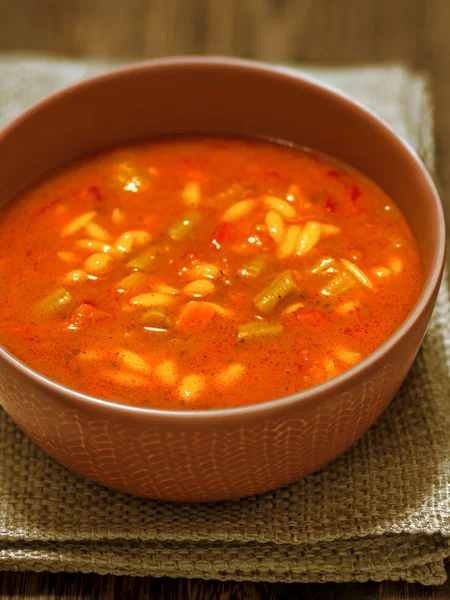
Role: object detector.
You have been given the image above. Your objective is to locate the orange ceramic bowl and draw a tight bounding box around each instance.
[0,58,445,502]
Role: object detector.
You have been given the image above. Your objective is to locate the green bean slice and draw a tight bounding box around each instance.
[253,270,299,314]
[238,322,283,340]
[169,211,201,242]
[36,287,74,317]
[140,310,171,328]
[127,246,160,273]
[238,257,267,278]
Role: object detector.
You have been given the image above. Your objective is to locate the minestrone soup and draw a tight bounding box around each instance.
[0,136,422,410]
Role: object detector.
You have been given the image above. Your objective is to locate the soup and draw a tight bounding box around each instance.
[0,136,421,410]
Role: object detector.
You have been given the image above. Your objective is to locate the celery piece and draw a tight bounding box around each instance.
[238,257,266,278]
[311,257,340,275]
[169,211,201,242]
[126,246,160,273]
[140,310,171,328]
[36,287,74,317]
[238,322,283,341]
[253,270,299,314]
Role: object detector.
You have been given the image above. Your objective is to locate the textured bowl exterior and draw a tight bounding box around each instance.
[0,336,424,502]
[0,58,445,502]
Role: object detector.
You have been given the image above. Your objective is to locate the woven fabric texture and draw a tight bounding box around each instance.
[0,56,448,585]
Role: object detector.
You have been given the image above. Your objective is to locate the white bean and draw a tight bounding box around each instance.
[183,280,215,298]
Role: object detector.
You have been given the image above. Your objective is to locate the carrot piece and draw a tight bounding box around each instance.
[210,222,234,249]
[176,300,217,328]
[293,309,330,323]
[68,303,111,329]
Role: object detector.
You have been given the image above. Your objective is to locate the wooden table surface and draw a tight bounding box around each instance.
[0,0,449,598]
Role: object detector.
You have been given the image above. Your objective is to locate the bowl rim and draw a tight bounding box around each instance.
[0,55,446,420]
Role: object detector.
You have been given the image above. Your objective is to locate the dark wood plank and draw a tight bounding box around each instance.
[0,0,448,598]
[2,569,449,600]
[0,572,383,600]
[381,562,450,600]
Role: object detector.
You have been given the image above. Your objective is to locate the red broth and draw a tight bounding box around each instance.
[0,136,421,410]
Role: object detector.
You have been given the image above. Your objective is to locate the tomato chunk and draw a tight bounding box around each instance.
[210,222,235,249]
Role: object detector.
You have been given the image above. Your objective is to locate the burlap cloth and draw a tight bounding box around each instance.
[0,56,448,586]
